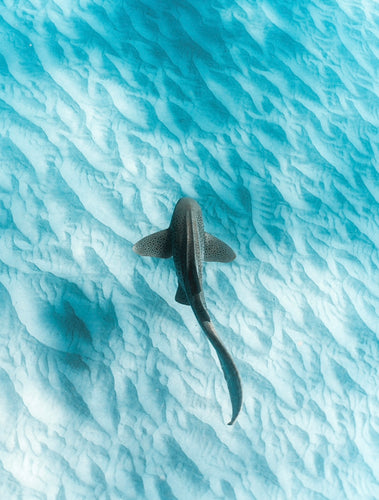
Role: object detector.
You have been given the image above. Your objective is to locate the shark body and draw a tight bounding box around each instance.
[133,197,242,425]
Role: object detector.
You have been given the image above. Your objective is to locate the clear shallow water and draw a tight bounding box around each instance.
[0,0,378,498]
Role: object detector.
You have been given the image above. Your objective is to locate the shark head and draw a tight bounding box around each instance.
[172,197,201,217]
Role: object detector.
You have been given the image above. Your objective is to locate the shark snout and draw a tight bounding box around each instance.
[175,197,200,211]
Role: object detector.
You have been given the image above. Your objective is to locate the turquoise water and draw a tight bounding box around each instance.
[0,0,378,498]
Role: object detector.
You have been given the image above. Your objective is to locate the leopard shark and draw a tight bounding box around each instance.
[133,197,242,425]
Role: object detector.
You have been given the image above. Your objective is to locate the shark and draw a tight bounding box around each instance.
[133,197,242,425]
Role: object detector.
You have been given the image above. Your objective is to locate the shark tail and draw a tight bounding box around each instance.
[201,320,243,425]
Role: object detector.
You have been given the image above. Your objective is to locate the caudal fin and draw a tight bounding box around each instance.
[201,321,242,425]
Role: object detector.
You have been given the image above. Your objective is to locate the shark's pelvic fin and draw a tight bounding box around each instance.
[175,284,190,305]
[204,233,236,263]
[133,229,172,258]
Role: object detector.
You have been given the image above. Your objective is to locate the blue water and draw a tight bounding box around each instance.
[0,0,378,498]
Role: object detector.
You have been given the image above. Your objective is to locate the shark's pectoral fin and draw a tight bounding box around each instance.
[204,233,236,263]
[175,284,190,305]
[133,229,172,258]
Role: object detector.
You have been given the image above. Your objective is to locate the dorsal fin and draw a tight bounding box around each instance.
[133,229,172,258]
[188,259,202,295]
[204,233,236,263]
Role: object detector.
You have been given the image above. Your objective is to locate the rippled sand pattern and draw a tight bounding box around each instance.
[0,0,378,498]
